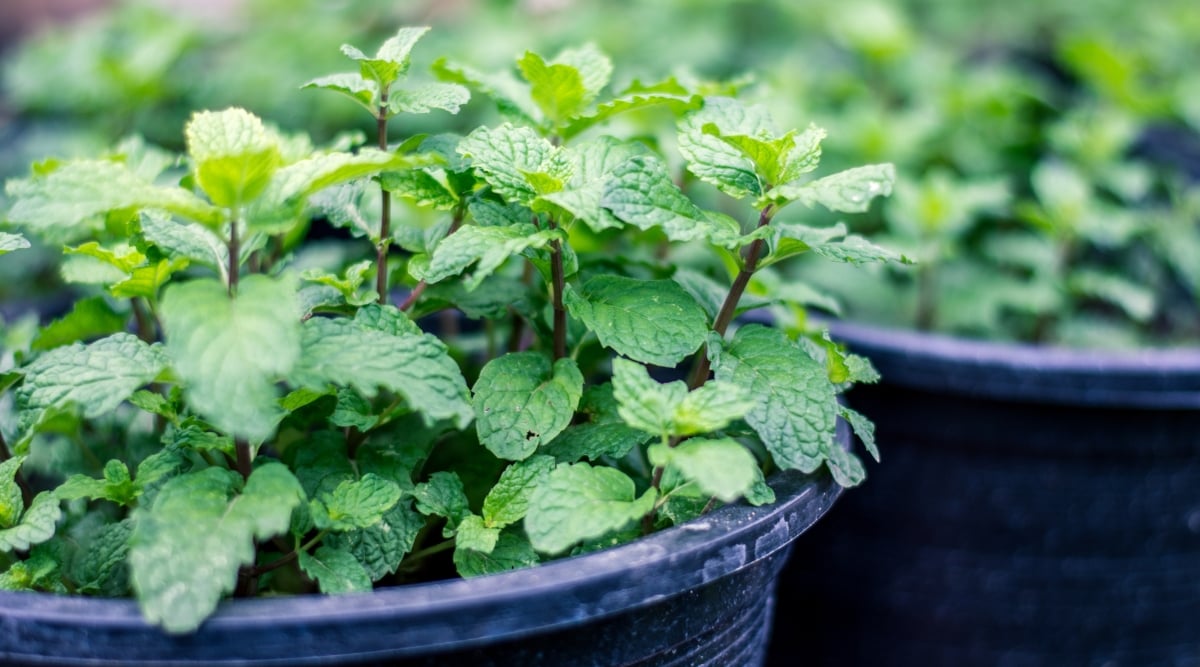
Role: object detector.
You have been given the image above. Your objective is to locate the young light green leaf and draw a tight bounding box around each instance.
[453,529,539,578]
[310,473,402,532]
[30,296,127,351]
[536,137,640,231]
[601,155,739,244]
[562,76,701,140]
[610,358,752,438]
[0,458,25,529]
[54,459,136,506]
[432,57,542,125]
[482,455,555,528]
[418,223,563,290]
[301,260,377,307]
[525,462,657,555]
[185,108,282,209]
[109,258,187,299]
[302,73,376,111]
[518,51,589,128]
[289,309,472,429]
[5,160,222,240]
[161,275,301,443]
[323,500,424,582]
[342,26,430,90]
[129,464,304,634]
[0,232,30,256]
[677,97,774,199]
[473,354,583,461]
[772,163,895,213]
[648,437,758,502]
[17,333,166,436]
[455,514,501,554]
[457,124,562,205]
[839,405,879,463]
[412,471,471,534]
[387,82,471,115]
[673,381,757,435]
[299,546,372,594]
[709,325,838,475]
[0,551,61,592]
[0,492,61,553]
[564,276,708,367]
[257,149,435,214]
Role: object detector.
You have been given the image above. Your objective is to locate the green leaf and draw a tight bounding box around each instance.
[299,546,372,594]
[30,296,127,351]
[110,258,187,299]
[601,155,740,244]
[0,232,31,256]
[518,51,589,128]
[161,275,300,443]
[129,464,304,634]
[289,309,472,429]
[473,354,583,461]
[139,210,229,282]
[303,73,376,111]
[342,26,430,90]
[433,57,542,125]
[17,333,166,436]
[540,422,651,463]
[0,551,61,592]
[388,82,471,115]
[562,76,701,140]
[412,471,471,534]
[482,455,556,528]
[185,108,282,209]
[771,163,895,213]
[0,458,25,529]
[610,358,753,438]
[257,149,434,215]
[419,223,563,290]
[69,519,133,596]
[1069,269,1157,323]
[826,445,866,488]
[455,514,501,554]
[55,459,137,505]
[311,473,402,532]
[5,160,222,240]
[564,275,708,367]
[536,137,641,231]
[453,529,539,578]
[457,124,561,205]
[0,492,61,553]
[301,260,377,307]
[525,462,657,555]
[677,97,774,199]
[839,405,879,463]
[648,437,758,502]
[709,325,838,475]
[769,220,912,266]
[323,500,424,582]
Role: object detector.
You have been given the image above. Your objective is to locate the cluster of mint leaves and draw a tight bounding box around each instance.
[0,27,902,633]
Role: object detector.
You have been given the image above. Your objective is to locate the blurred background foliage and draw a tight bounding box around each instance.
[2,0,1199,346]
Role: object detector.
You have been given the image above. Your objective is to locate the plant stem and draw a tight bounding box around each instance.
[686,205,775,390]
[376,87,392,305]
[249,531,327,577]
[700,496,719,515]
[402,537,455,566]
[228,217,241,297]
[915,262,937,331]
[398,281,427,311]
[131,298,156,343]
[234,440,253,482]
[549,220,568,360]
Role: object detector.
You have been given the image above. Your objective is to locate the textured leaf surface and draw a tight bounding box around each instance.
[611,358,752,438]
[457,124,562,204]
[709,325,838,474]
[526,463,656,555]
[453,530,539,578]
[518,51,588,126]
[303,73,375,110]
[139,211,228,281]
[54,459,136,505]
[601,155,739,244]
[482,455,555,527]
[419,223,562,290]
[289,308,472,429]
[324,500,424,582]
[161,275,300,442]
[648,438,758,502]
[343,26,429,88]
[677,97,774,199]
[540,422,650,463]
[5,160,222,239]
[537,137,639,231]
[129,464,304,633]
[455,515,501,553]
[473,354,582,461]
[311,474,402,532]
[299,546,372,594]
[412,471,471,532]
[839,405,879,462]
[259,149,433,214]
[30,296,127,351]
[564,276,708,367]
[17,333,166,435]
[563,77,700,139]
[70,519,133,596]
[773,163,895,213]
[0,493,60,553]
[185,108,281,208]
[0,458,24,529]
[388,82,470,115]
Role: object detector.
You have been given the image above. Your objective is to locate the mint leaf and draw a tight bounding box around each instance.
[311,474,402,532]
[110,258,187,299]
[55,459,137,506]
[0,551,61,592]
[70,519,133,596]
[0,492,61,553]
[17,333,166,436]
[289,309,472,429]
[130,464,304,633]
[161,275,300,443]
[518,51,589,128]
[562,76,701,140]
[473,353,583,461]
[301,260,377,307]
[299,546,372,594]
[540,422,650,463]
[611,358,753,438]
[258,149,433,212]
[772,163,895,213]
[412,471,471,534]
[323,500,423,582]
[455,514,501,553]
[564,275,708,367]
[457,124,563,205]
[287,432,355,499]
[433,57,542,125]
[453,529,539,578]
[388,82,470,115]
[482,455,555,528]
[0,232,30,256]
[185,108,282,209]
[5,160,222,240]
[826,445,866,488]
[30,296,127,351]
[648,437,758,502]
[710,325,838,475]
[302,73,375,111]
[1069,269,1157,322]
[536,137,640,232]
[0,458,26,529]
[678,97,774,199]
[839,405,879,463]
[601,155,740,244]
[342,26,430,90]
[139,211,229,282]
[525,462,657,555]
[418,223,563,290]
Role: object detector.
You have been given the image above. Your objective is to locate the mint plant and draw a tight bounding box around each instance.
[0,28,900,634]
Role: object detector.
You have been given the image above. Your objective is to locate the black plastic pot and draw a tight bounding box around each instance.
[0,445,843,666]
[777,321,1200,667]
